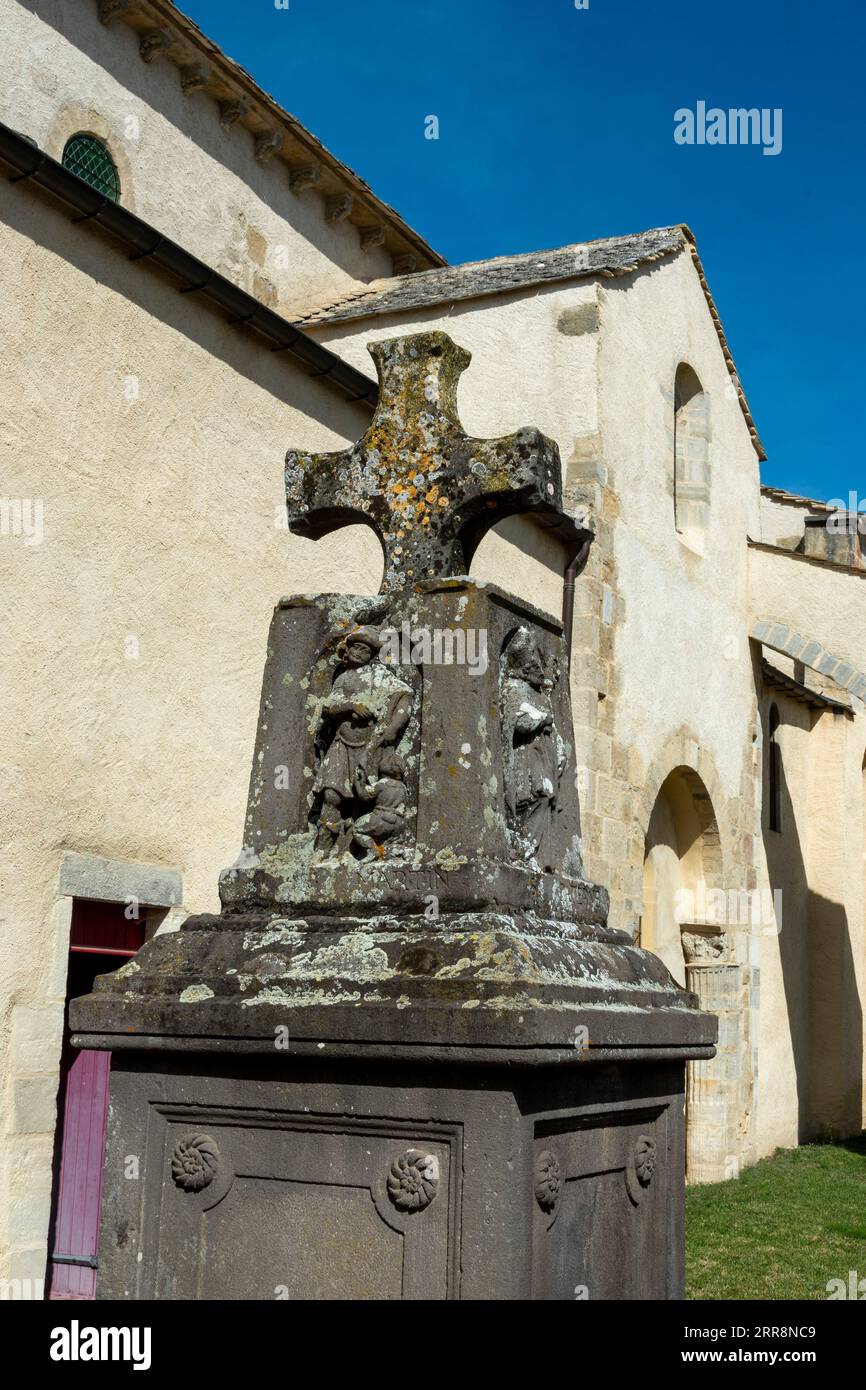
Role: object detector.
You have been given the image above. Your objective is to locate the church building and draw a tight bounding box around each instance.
[1,0,864,1296]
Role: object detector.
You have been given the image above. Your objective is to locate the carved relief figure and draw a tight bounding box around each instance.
[352,749,408,859]
[313,625,412,857]
[501,627,567,861]
[681,930,728,964]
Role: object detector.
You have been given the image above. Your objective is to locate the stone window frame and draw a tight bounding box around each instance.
[44,104,137,214]
[673,363,711,549]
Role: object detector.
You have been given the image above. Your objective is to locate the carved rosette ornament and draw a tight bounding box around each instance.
[534,1149,561,1212]
[635,1135,656,1187]
[386,1149,439,1212]
[171,1133,220,1192]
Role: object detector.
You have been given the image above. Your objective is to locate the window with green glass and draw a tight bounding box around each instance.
[61,134,120,202]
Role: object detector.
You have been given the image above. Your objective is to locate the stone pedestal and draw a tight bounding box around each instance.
[92,1052,693,1301]
[71,583,714,1302]
[70,331,715,1300]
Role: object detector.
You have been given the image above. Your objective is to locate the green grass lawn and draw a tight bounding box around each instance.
[686,1135,866,1299]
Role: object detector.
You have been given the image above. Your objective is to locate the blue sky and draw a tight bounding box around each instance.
[181,0,864,503]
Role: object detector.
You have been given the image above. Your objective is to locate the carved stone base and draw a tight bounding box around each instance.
[72,908,712,1300]
[92,1049,692,1300]
[71,910,715,1059]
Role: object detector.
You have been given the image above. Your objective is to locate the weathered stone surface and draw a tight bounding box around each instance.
[95,1056,689,1300]
[297,227,687,325]
[219,581,587,912]
[71,329,714,1300]
[285,332,590,592]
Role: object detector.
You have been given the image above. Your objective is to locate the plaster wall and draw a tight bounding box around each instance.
[749,545,866,679]
[0,186,371,1282]
[754,691,866,1155]
[759,492,813,547]
[755,695,814,1153]
[1,0,394,316]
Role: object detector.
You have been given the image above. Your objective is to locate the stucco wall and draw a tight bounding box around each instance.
[759,492,813,548]
[749,542,866,1155]
[0,183,374,1282]
[599,252,761,808]
[1,0,394,316]
[755,693,814,1152]
[749,544,866,680]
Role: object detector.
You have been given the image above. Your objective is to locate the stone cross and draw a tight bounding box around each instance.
[285,331,574,592]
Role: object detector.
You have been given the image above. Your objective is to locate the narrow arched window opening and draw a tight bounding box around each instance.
[674,363,710,539]
[62,134,120,202]
[768,703,783,833]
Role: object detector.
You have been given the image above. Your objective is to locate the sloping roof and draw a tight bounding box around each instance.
[297,223,766,462]
[760,484,833,511]
[98,0,444,272]
[296,225,685,324]
[762,660,852,715]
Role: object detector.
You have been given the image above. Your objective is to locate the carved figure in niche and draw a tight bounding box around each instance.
[352,749,408,859]
[501,627,567,861]
[313,625,412,857]
[681,931,727,964]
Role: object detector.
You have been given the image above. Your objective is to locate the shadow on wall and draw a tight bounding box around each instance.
[761,700,863,1141]
[1,182,367,435]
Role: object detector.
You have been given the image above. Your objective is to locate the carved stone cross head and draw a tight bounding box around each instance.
[285,331,578,592]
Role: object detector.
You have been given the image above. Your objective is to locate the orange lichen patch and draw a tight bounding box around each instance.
[425,485,439,503]
[437,497,450,507]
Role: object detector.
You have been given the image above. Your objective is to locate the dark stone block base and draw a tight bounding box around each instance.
[97,1052,687,1301]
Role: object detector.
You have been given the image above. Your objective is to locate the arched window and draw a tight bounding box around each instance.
[674,363,710,538]
[62,134,120,202]
[768,703,782,833]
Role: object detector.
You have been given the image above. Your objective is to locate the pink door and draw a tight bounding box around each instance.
[47,902,144,1300]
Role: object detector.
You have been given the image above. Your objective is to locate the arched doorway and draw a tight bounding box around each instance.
[640,766,723,985]
[640,766,738,1184]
